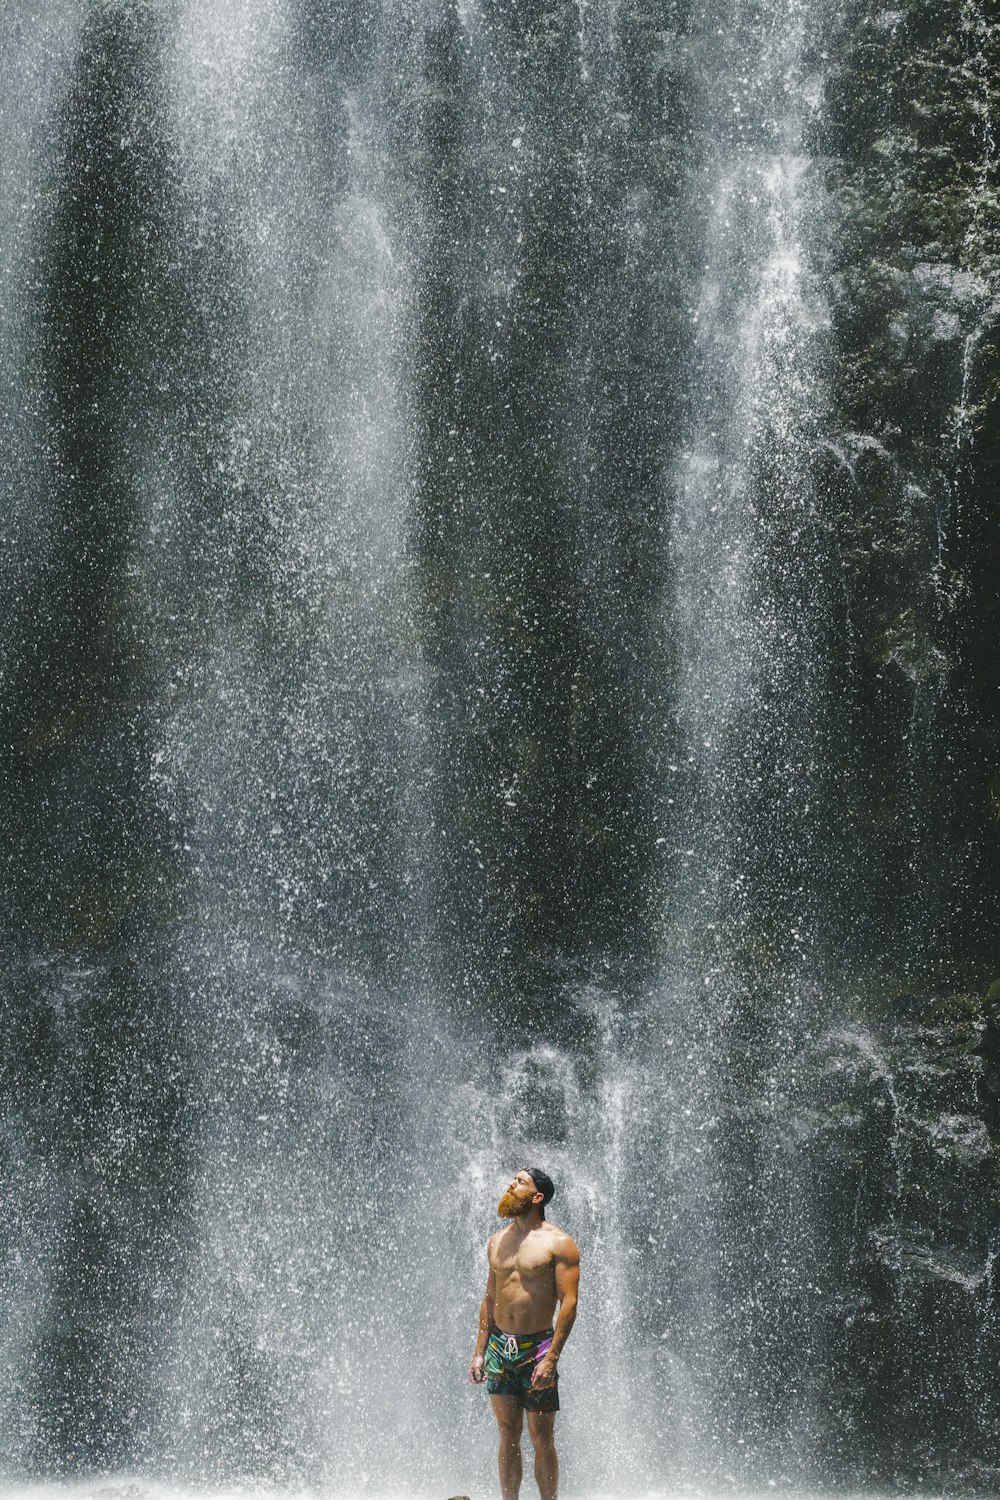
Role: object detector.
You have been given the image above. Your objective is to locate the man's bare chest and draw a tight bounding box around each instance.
[495,1241,555,1285]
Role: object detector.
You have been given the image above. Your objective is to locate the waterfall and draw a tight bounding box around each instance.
[1,0,998,1493]
[656,0,834,1475]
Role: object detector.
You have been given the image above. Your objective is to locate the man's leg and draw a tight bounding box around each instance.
[526,1410,558,1500]
[490,1394,524,1500]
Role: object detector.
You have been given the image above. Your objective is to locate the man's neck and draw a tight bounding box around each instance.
[505,1207,544,1235]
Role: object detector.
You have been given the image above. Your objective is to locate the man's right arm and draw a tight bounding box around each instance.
[469,1242,496,1384]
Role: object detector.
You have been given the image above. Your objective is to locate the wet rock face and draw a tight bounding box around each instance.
[803,993,1000,1488]
[808,13,1000,1465]
[813,0,1000,962]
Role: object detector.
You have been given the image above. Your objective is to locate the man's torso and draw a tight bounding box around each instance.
[490,1222,563,1334]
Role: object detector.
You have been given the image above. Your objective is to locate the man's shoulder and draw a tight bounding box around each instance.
[541,1222,580,1261]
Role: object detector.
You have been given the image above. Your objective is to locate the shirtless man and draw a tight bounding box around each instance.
[468,1168,581,1500]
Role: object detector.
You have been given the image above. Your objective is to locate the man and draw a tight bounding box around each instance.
[468,1168,581,1500]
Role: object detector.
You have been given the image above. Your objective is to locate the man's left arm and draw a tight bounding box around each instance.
[531,1238,581,1389]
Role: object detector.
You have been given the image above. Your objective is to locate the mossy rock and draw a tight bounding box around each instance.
[919,990,985,1027]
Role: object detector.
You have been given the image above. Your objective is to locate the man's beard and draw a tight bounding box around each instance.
[498,1190,531,1219]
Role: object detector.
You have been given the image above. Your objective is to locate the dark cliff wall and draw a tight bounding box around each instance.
[819,0,1000,973]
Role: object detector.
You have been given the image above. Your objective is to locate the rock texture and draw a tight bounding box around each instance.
[798,989,1000,1489]
[817,0,1000,966]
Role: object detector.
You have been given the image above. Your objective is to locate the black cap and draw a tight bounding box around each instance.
[525,1166,555,1206]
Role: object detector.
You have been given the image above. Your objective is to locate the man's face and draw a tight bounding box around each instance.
[498,1169,541,1220]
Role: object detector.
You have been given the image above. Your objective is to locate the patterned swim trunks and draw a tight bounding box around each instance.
[485,1327,559,1412]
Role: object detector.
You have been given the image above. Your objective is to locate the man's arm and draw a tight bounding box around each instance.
[531,1237,580,1389]
[469,1241,496,1384]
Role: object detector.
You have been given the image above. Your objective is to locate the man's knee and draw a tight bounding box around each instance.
[527,1415,556,1453]
[497,1416,524,1445]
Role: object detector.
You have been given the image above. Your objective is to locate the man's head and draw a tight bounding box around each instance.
[497,1166,556,1220]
